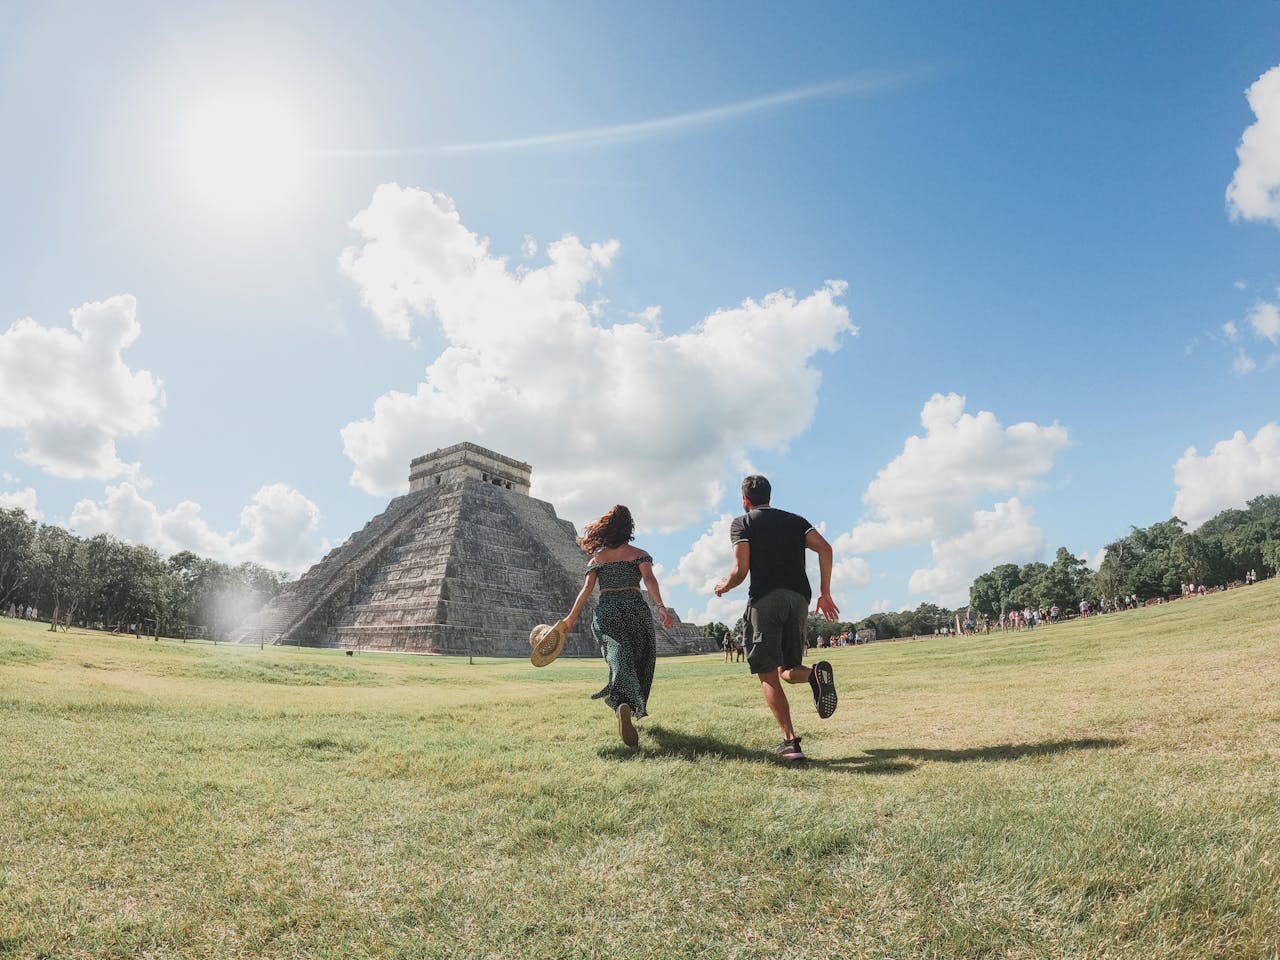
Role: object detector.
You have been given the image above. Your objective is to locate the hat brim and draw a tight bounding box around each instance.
[530,621,567,667]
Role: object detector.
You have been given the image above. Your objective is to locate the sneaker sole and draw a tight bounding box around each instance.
[617,703,639,747]
[775,738,806,761]
[812,662,837,719]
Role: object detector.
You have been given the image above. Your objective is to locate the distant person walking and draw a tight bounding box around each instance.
[713,475,839,762]
[563,505,674,748]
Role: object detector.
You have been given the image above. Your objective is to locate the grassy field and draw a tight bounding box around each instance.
[2,583,1279,960]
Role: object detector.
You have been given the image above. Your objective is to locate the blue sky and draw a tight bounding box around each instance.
[3,1,1279,624]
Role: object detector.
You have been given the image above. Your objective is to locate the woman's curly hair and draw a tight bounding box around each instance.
[578,504,635,554]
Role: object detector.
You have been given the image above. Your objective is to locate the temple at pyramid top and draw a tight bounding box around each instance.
[409,442,532,495]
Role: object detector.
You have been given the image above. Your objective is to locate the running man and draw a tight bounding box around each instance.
[713,475,839,761]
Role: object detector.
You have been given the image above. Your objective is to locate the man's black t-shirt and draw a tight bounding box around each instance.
[729,506,814,601]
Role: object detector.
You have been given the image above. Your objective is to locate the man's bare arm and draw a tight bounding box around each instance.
[805,528,840,621]
[714,541,751,597]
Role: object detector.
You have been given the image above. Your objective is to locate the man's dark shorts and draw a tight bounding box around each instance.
[745,588,808,674]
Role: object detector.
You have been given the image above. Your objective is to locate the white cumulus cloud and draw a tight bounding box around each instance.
[668,514,736,595]
[668,514,745,625]
[0,295,164,480]
[338,185,855,530]
[1227,65,1280,226]
[0,487,41,520]
[629,305,663,331]
[836,393,1068,553]
[1172,423,1280,528]
[829,555,872,595]
[1249,301,1280,343]
[69,482,324,573]
[907,498,1044,607]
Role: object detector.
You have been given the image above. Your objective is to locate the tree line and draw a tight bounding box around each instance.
[967,495,1280,618]
[0,507,289,639]
[699,601,960,645]
[699,495,1280,642]
[6,494,1275,644]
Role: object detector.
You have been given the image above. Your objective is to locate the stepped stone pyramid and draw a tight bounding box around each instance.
[231,443,713,657]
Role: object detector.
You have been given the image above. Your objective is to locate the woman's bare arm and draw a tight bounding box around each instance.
[640,561,675,630]
[563,570,597,631]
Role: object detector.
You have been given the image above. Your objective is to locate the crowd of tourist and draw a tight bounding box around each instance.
[969,570,1272,637]
[719,627,865,660]
[3,602,39,620]
[720,632,745,662]
[813,632,865,648]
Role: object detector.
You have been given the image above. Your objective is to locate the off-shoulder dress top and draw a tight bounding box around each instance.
[587,554,653,590]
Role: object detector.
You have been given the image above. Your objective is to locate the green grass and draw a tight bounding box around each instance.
[2,584,1279,959]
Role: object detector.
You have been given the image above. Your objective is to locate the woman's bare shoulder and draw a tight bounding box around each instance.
[593,544,649,563]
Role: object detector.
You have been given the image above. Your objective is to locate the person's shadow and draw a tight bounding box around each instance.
[598,724,765,763]
[601,726,1123,775]
[819,737,1125,772]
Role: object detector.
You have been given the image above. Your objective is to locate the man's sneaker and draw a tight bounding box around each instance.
[775,737,805,761]
[809,661,837,719]
[616,703,639,748]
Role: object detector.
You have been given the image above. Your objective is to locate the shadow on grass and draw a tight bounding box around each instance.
[821,736,1125,770]
[600,725,913,774]
[598,724,765,763]
[600,728,1124,776]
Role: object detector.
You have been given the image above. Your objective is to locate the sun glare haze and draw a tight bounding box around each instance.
[176,87,309,219]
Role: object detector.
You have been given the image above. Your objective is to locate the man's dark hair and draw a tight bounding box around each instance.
[741,475,771,507]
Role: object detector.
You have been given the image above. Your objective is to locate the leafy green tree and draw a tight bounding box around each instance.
[169,553,235,638]
[30,524,85,629]
[1033,548,1090,610]
[164,554,286,639]
[967,496,1280,619]
[76,534,157,630]
[969,564,1022,617]
[1007,582,1036,610]
[912,602,954,635]
[806,614,857,642]
[860,613,898,641]
[0,507,37,608]
[1263,540,1280,576]
[235,562,290,601]
[1170,533,1213,586]
[1093,519,1187,601]
[1194,495,1280,583]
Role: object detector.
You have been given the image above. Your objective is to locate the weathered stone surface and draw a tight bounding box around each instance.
[231,444,715,657]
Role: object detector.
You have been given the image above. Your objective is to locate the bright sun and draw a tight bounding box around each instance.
[178,89,308,218]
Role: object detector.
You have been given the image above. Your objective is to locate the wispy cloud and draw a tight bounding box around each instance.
[321,69,928,158]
